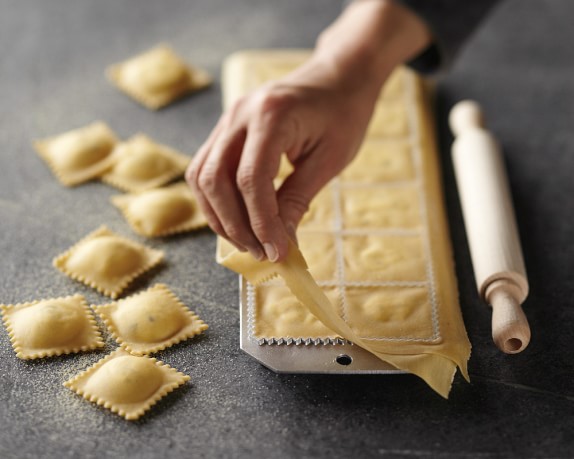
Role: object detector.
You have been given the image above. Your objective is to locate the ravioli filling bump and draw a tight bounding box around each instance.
[64,348,190,420]
[53,226,164,299]
[94,283,208,355]
[1,294,104,359]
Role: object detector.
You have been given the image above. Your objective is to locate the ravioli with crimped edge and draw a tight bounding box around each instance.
[111,182,208,237]
[101,134,190,192]
[1,294,104,359]
[34,122,119,186]
[53,226,164,299]
[93,283,208,355]
[64,348,190,420]
[107,44,212,110]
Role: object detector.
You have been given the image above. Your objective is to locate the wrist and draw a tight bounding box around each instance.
[312,0,431,95]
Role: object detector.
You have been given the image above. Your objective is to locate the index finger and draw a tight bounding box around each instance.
[236,112,299,262]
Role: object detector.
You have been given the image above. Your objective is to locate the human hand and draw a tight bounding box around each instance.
[186,0,431,262]
[186,58,380,262]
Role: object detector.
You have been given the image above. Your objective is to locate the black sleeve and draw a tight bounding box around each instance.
[395,0,503,73]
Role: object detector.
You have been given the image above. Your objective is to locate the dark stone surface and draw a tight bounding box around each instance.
[0,0,572,458]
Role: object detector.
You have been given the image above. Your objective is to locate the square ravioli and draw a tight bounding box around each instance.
[101,134,190,192]
[379,69,405,100]
[93,283,208,355]
[366,99,409,138]
[341,186,421,229]
[298,185,335,231]
[34,121,119,186]
[107,44,212,110]
[342,234,426,282]
[341,140,415,183]
[297,233,337,281]
[345,287,434,340]
[64,348,190,421]
[1,294,104,359]
[53,226,164,299]
[111,182,208,237]
[254,284,339,340]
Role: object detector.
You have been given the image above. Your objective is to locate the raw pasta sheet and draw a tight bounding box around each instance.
[217,50,471,398]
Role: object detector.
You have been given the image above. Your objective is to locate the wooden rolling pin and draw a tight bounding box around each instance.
[449,100,531,354]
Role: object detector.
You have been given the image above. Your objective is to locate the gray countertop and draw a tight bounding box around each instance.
[1,0,572,458]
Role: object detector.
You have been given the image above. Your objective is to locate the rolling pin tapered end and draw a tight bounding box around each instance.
[449,100,485,136]
[488,281,531,354]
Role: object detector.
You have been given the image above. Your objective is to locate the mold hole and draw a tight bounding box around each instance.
[335,354,352,366]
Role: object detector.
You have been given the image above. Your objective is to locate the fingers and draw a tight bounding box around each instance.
[188,86,328,263]
[237,104,299,261]
[186,117,235,244]
[188,93,298,262]
[197,128,271,260]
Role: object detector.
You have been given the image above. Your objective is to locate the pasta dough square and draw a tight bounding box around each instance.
[64,348,190,421]
[93,283,208,355]
[341,186,421,229]
[111,182,208,237]
[101,134,190,192]
[341,140,415,183]
[107,44,212,110]
[298,185,335,231]
[379,69,405,100]
[366,99,409,138]
[297,233,337,281]
[345,287,434,340]
[342,234,426,282]
[254,284,339,340]
[34,122,119,186]
[1,294,104,360]
[53,226,164,299]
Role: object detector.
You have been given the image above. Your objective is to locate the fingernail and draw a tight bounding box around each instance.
[263,243,278,262]
[250,247,265,261]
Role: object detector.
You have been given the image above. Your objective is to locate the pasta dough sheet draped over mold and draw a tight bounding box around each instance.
[217,50,471,398]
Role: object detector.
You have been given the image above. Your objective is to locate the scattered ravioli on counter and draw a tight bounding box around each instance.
[93,283,208,355]
[111,182,208,237]
[1,294,104,359]
[34,122,119,186]
[53,225,164,299]
[107,44,212,110]
[64,348,190,420]
[101,134,190,192]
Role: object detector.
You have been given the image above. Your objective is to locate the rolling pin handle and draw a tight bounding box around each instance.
[449,100,486,136]
[486,279,531,354]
